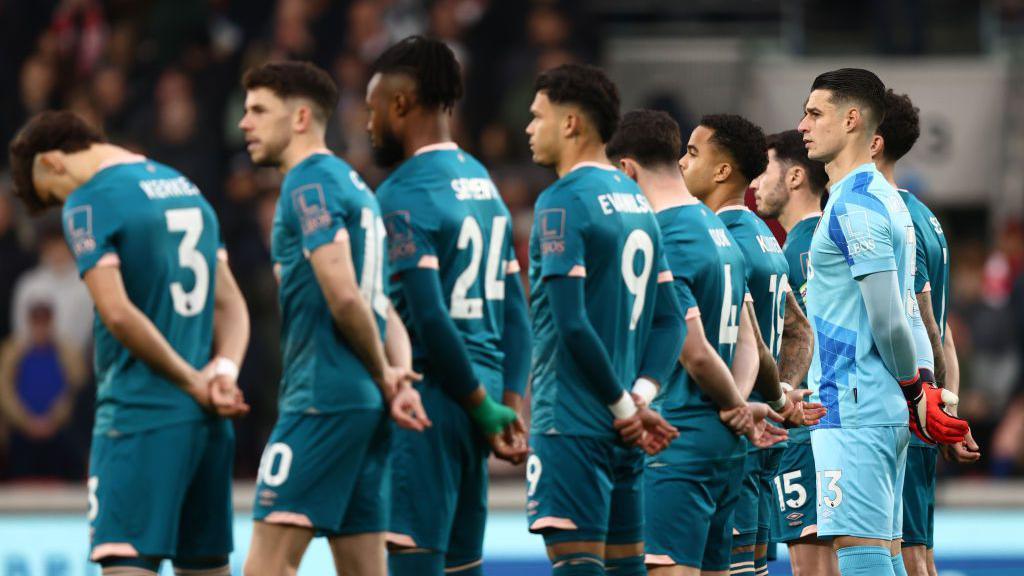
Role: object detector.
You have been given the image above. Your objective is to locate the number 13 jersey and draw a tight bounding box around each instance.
[377,143,518,400]
[62,158,221,435]
[529,163,672,440]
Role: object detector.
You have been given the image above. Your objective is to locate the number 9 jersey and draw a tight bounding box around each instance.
[62,158,221,435]
[529,163,671,440]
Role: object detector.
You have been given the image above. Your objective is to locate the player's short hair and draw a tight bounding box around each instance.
[8,110,106,213]
[767,129,828,195]
[242,61,339,122]
[876,89,920,163]
[811,68,887,130]
[699,114,768,183]
[372,35,464,112]
[606,109,682,169]
[535,64,620,143]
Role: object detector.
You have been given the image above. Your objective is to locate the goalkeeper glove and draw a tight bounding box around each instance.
[468,393,517,436]
[900,368,970,445]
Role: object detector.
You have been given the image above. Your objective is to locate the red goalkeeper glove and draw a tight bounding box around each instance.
[900,368,969,445]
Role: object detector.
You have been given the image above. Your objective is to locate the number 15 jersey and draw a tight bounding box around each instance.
[377,143,517,400]
[529,163,672,440]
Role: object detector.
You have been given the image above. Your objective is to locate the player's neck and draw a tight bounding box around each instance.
[556,139,610,178]
[639,168,697,212]
[779,191,821,232]
[702,183,746,213]
[403,114,452,160]
[281,135,330,173]
[62,143,135,196]
[875,159,899,188]
[824,138,873,186]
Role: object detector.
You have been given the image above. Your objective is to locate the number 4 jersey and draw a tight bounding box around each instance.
[529,163,672,440]
[377,143,517,399]
[272,153,387,415]
[62,158,221,435]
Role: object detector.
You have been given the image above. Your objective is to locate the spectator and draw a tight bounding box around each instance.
[0,302,87,481]
[0,191,36,341]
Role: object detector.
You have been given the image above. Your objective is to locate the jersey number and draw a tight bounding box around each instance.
[166,208,209,317]
[767,273,788,357]
[719,264,740,346]
[621,229,654,331]
[359,208,389,317]
[773,470,808,511]
[451,216,508,319]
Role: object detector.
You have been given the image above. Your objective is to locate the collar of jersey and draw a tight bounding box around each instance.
[96,153,148,173]
[568,161,616,173]
[414,142,459,156]
[830,162,878,192]
[716,204,749,215]
[799,211,822,222]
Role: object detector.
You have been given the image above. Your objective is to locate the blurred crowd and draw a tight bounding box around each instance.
[1,0,1023,483]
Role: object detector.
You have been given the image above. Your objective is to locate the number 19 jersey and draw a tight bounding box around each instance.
[62,158,220,435]
[529,163,671,440]
[377,144,517,399]
[272,153,387,415]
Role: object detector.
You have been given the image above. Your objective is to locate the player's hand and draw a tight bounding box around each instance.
[941,429,981,463]
[747,402,788,448]
[780,389,827,428]
[719,404,754,437]
[186,368,213,409]
[613,394,679,455]
[901,372,969,444]
[390,385,432,432]
[489,415,529,465]
[379,365,423,404]
[209,374,251,418]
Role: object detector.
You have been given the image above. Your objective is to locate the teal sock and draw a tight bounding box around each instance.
[730,548,756,575]
[891,553,909,576]
[754,553,769,576]
[389,550,445,576]
[605,554,645,575]
[552,552,605,576]
[837,546,896,576]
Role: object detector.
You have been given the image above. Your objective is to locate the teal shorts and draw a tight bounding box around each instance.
[901,443,937,548]
[734,447,785,547]
[811,426,910,540]
[253,409,391,537]
[770,442,820,543]
[88,417,234,562]
[527,434,644,546]
[389,383,490,566]
[644,454,745,571]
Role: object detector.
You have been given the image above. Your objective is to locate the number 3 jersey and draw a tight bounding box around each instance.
[377,143,517,400]
[62,158,220,435]
[272,153,386,415]
[529,163,672,440]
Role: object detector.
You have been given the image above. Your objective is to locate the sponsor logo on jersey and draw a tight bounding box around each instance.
[65,205,97,256]
[539,208,566,255]
[292,184,331,236]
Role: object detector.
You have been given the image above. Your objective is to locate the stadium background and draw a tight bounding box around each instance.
[1,1,1023,574]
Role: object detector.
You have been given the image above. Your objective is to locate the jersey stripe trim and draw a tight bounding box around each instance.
[567,265,586,277]
[685,306,701,320]
[506,259,521,274]
[414,142,459,155]
[216,248,229,263]
[96,253,121,268]
[263,511,313,527]
[920,281,932,293]
[644,554,676,566]
[386,532,418,548]
[90,542,140,560]
[657,270,674,283]
[529,516,579,532]
[417,255,440,269]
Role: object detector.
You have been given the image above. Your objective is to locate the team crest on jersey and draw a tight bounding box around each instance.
[538,208,566,255]
[838,209,875,255]
[65,205,97,256]
[384,211,417,260]
[291,184,331,235]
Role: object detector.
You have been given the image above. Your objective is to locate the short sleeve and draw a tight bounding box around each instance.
[63,190,121,277]
[383,205,439,274]
[827,197,896,279]
[913,226,930,293]
[672,275,698,316]
[535,190,587,278]
[504,221,521,275]
[287,179,350,255]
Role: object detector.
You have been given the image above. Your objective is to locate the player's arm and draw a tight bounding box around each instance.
[632,277,686,405]
[731,301,760,400]
[680,312,745,411]
[943,323,960,397]
[744,300,783,403]
[385,304,413,370]
[500,262,531,411]
[939,323,979,462]
[916,290,947,384]
[777,291,813,388]
[84,266,207,404]
[384,303,431,432]
[210,256,250,369]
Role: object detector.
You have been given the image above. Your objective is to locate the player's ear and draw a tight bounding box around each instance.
[37,151,66,176]
[869,134,884,159]
[845,106,860,133]
[293,104,313,133]
[787,165,805,190]
[619,158,639,181]
[714,161,732,184]
[563,111,580,139]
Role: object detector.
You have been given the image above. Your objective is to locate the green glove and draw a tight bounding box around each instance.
[468,394,517,436]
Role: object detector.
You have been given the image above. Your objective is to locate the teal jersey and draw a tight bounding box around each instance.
[529,164,671,439]
[807,163,917,429]
[718,206,790,394]
[650,200,747,460]
[62,158,219,434]
[899,191,949,341]
[271,153,387,414]
[377,144,517,399]
[781,213,820,444]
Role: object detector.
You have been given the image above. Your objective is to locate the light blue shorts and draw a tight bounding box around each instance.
[810,426,909,540]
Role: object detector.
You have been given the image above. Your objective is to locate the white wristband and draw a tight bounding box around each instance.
[768,392,788,412]
[214,357,240,380]
[632,377,659,406]
[608,390,638,419]
[780,381,794,393]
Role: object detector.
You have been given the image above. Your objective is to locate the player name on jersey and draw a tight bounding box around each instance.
[598,192,653,215]
[139,176,202,200]
[451,177,500,201]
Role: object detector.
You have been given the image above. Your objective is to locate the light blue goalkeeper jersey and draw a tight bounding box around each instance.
[806,163,917,429]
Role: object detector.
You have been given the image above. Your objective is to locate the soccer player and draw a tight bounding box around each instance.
[684,114,817,576]
[524,66,685,576]
[798,68,969,576]
[364,37,530,576]
[869,89,981,576]
[754,129,840,576]
[9,110,251,576]
[239,62,428,576]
